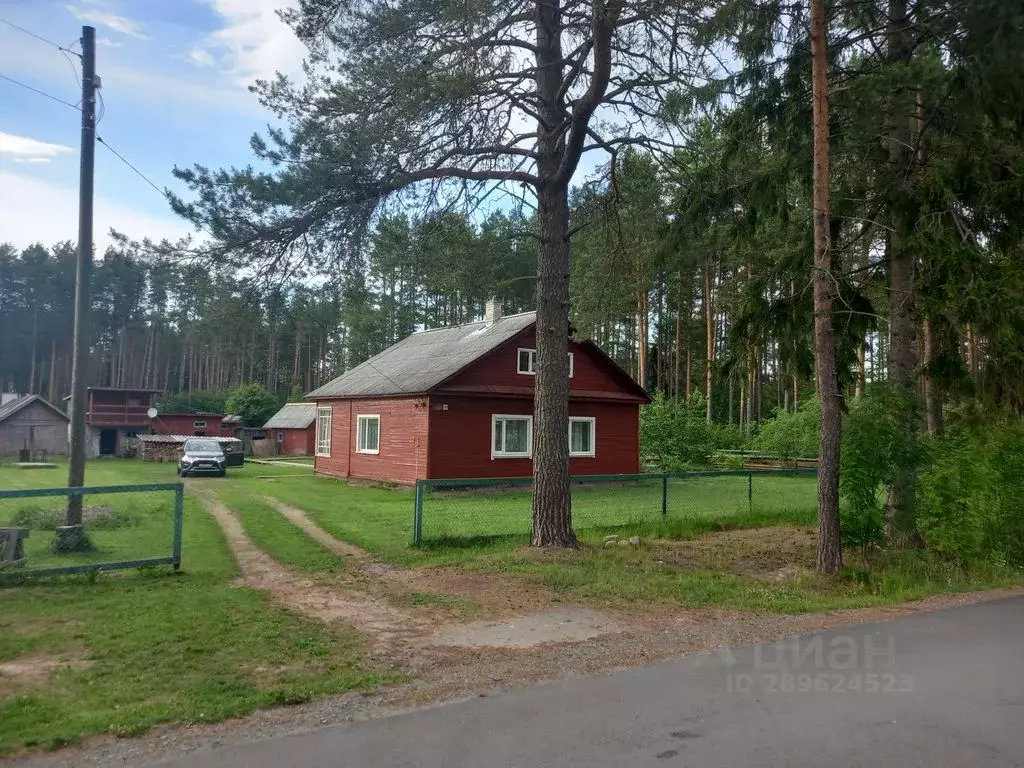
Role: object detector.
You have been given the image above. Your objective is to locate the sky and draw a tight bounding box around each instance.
[0,0,306,253]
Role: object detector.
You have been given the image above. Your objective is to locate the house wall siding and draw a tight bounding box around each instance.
[273,426,315,456]
[152,414,226,437]
[314,397,429,484]
[0,402,69,456]
[442,333,636,397]
[426,395,640,479]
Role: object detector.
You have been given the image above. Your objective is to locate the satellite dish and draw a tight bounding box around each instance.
[147,407,158,418]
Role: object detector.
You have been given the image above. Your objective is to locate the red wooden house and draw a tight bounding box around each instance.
[307,305,650,484]
[262,403,317,455]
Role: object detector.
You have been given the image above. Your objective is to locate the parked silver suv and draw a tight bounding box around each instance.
[177,438,227,477]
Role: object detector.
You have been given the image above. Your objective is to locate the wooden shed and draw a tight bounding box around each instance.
[262,403,316,456]
[307,305,650,485]
[0,394,69,458]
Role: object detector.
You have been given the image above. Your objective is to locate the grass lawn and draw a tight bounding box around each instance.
[0,459,390,756]
[241,470,1023,613]
[206,482,345,574]
[0,459,309,570]
[244,472,818,561]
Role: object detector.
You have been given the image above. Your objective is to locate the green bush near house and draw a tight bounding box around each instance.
[751,396,821,461]
[640,391,715,470]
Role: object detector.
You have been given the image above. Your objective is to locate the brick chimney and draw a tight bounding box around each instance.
[483,298,502,327]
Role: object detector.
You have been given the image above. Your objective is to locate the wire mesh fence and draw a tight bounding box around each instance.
[0,482,184,577]
[413,470,818,545]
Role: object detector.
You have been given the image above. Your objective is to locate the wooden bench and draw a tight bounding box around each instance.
[0,528,30,567]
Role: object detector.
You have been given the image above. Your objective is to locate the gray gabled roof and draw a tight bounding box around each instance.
[263,402,317,430]
[308,311,537,399]
[0,395,69,425]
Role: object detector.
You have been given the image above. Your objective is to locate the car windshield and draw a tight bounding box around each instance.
[185,439,220,453]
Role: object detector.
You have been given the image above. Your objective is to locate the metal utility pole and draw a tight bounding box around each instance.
[62,25,96,549]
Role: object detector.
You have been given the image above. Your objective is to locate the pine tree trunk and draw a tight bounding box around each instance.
[704,264,714,423]
[745,346,755,428]
[48,338,57,403]
[28,308,38,393]
[855,345,866,397]
[531,0,576,549]
[741,382,749,436]
[811,0,842,574]
[637,290,648,390]
[883,0,923,547]
[923,317,942,437]
[728,374,734,424]
[674,274,683,398]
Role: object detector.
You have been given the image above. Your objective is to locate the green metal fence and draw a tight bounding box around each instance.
[0,483,184,578]
[412,469,818,545]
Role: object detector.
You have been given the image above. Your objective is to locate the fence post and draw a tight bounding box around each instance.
[661,474,668,518]
[747,472,753,514]
[172,483,184,571]
[413,480,424,546]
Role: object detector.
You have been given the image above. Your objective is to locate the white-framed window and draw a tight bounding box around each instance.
[569,417,596,458]
[517,348,574,377]
[517,348,536,374]
[315,407,332,457]
[276,431,285,443]
[356,414,380,454]
[492,414,532,458]
[193,420,207,429]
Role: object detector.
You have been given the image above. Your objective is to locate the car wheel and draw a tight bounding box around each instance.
[218,470,226,477]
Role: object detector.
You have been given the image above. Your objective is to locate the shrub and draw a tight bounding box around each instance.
[752,396,821,461]
[640,391,715,470]
[839,388,918,565]
[710,422,748,451]
[10,506,135,531]
[918,418,1024,567]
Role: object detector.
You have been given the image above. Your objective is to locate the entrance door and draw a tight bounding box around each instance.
[99,429,117,455]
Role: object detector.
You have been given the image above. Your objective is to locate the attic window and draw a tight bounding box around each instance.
[517,348,574,377]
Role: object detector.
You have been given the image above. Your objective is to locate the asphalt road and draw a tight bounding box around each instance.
[157,596,1024,768]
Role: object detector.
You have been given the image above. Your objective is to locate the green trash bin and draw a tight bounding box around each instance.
[221,440,245,467]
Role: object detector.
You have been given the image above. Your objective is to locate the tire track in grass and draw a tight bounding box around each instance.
[261,496,370,562]
[190,486,432,655]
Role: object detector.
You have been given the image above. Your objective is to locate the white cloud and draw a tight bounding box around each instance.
[64,3,150,40]
[0,171,194,253]
[188,47,215,67]
[0,132,74,163]
[191,0,306,86]
[96,37,123,48]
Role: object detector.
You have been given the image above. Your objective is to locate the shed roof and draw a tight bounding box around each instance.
[263,402,317,430]
[308,311,538,399]
[0,395,69,425]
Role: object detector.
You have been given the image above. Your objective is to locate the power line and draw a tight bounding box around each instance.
[0,72,80,110]
[97,134,216,240]
[97,135,166,198]
[0,18,81,58]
